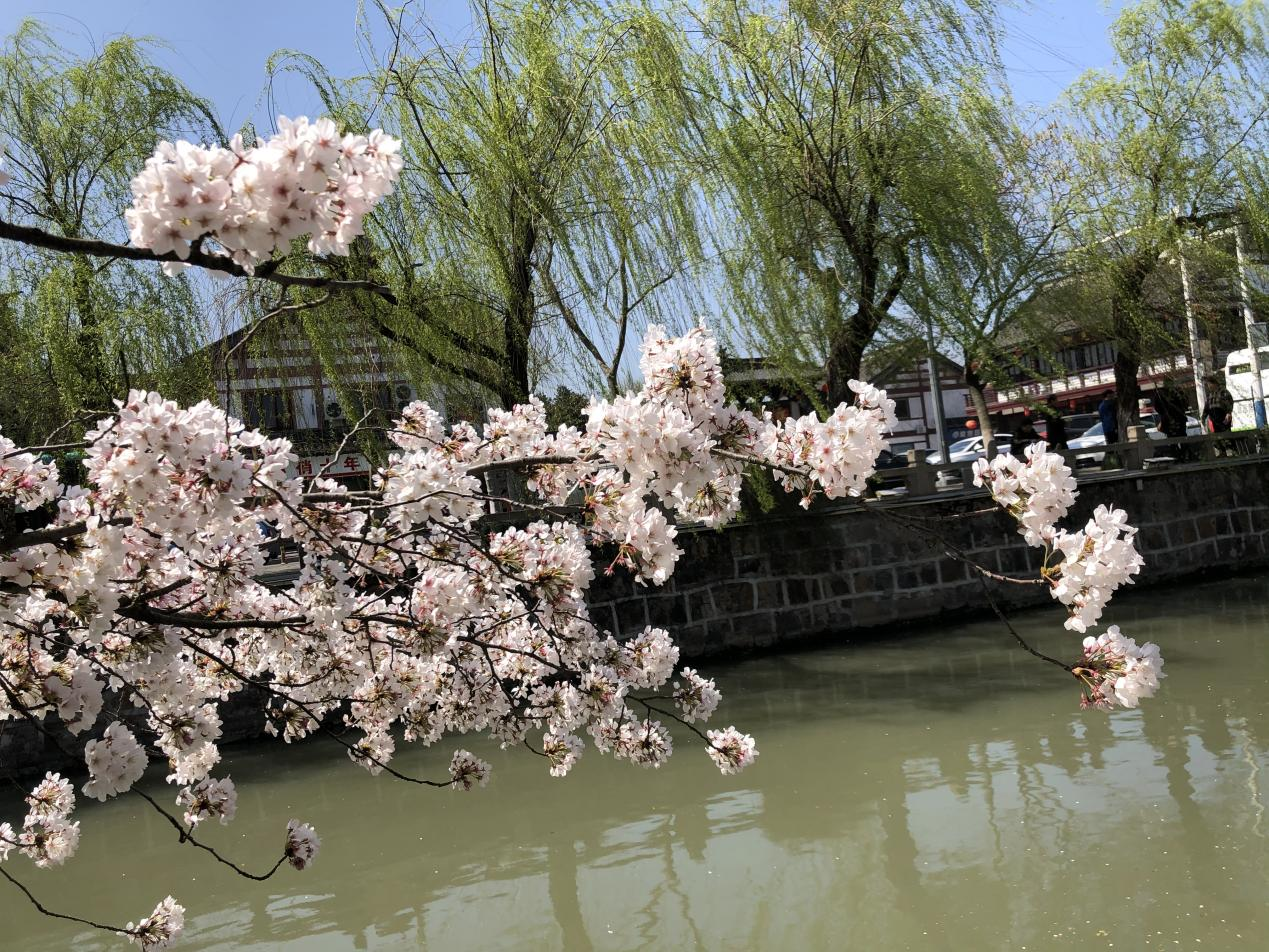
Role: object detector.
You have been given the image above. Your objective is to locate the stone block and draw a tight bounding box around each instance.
[938,558,967,583]
[821,574,853,599]
[685,586,716,620]
[712,581,755,615]
[674,623,709,659]
[644,594,689,627]
[754,579,785,610]
[736,611,777,648]
[734,553,770,578]
[1138,525,1169,554]
[613,598,648,637]
[852,597,898,627]
[784,577,819,604]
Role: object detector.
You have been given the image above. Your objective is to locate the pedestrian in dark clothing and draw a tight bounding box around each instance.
[1202,378,1234,433]
[1155,379,1188,439]
[1042,395,1067,450]
[1014,412,1041,451]
[1097,391,1119,445]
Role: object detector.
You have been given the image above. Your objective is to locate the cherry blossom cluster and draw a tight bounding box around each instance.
[1074,625,1166,710]
[125,116,403,272]
[974,442,1160,707]
[284,820,321,871]
[122,897,185,951]
[0,773,80,869]
[0,430,61,510]
[761,380,898,507]
[1048,504,1144,633]
[972,441,1077,546]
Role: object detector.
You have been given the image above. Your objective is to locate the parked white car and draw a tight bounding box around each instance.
[927,434,1013,487]
[924,434,1014,467]
[1066,414,1202,465]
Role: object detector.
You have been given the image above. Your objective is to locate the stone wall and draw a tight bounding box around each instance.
[586,457,1269,660]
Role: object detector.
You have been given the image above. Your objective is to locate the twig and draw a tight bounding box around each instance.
[973,571,1072,672]
[1,868,136,938]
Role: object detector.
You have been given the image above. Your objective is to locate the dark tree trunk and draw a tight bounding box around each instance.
[826,304,883,406]
[1112,343,1142,440]
[964,361,994,445]
[1109,261,1152,439]
[500,221,537,410]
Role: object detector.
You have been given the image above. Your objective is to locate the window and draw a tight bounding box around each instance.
[893,397,915,420]
[242,390,290,430]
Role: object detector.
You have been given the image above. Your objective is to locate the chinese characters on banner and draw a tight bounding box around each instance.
[293,453,371,481]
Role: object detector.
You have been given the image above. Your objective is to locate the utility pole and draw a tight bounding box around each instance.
[1234,218,1266,428]
[926,321,950,462]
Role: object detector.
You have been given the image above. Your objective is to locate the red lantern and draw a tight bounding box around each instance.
[966,418,978,430]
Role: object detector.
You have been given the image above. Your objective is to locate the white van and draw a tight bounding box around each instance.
[1224,347,1269,429]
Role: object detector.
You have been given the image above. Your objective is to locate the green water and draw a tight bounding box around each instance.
[5,576,1269,950]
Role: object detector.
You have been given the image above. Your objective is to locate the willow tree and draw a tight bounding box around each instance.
[1062,0,1269,435]
[0,21,221,444]
[686,0,1001,404]
[904,113,1074,443]
[269,0,704,411]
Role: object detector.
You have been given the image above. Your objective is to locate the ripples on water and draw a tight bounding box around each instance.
[6,576,1268,950]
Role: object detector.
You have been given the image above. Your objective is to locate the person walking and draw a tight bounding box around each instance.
[1097,390,1119,445]
[1202,376,1234,433]
[1155,378,1189,439]
[1042,395,1068,450]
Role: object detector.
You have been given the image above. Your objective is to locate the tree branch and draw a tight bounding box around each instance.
[0,217,398,303]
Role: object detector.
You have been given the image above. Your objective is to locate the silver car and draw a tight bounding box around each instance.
[927,434,1013,487]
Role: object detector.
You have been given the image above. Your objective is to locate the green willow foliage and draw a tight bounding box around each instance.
[264,0,706,412]
[4,1,1268,443]
[1063,0,1269,430]
[0,21,222,444]
[682,0,1002,405]
[903,115,1075,440]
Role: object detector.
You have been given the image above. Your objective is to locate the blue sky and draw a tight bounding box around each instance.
[0,1,1125,131]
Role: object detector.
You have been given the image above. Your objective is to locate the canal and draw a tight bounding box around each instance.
[6,574,1268,950]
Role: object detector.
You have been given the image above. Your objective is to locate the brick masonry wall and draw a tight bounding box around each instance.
[6,458,1267,776]
[586,458,1269,660]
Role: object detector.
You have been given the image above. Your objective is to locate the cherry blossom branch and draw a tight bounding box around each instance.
[0,868,139,939]
[1,440,90,459]
[465,455,585,478]
[129,788,289,881]
[973,572,1072,672]
[0,517,132,554]
[0,217,398,303]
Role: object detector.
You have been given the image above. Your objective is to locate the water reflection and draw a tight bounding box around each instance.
[5,576,1269,949]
